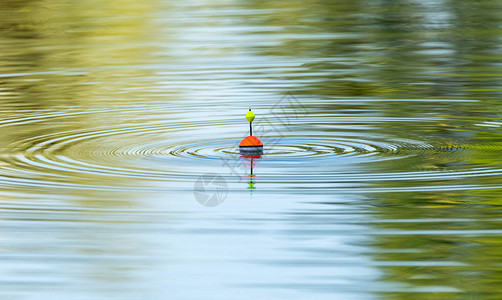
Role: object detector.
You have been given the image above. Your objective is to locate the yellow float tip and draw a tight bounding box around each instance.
[246,109,255,122]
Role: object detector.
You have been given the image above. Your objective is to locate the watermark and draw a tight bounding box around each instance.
[270,92,308,128]
[193,173,227,207]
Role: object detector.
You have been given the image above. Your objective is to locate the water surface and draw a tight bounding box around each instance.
[1,0,502,299]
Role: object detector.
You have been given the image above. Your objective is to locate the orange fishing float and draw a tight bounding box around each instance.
[239,108,263,155]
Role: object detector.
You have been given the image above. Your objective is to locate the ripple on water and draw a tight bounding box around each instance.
[0,105,500,192]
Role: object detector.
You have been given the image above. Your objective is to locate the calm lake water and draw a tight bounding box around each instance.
[1,0,502,299]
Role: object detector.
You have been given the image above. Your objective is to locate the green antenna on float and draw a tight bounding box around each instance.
[239,108,263,156]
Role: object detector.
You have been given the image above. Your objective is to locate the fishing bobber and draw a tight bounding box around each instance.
[239,135,263,155]
[239,108,263,155]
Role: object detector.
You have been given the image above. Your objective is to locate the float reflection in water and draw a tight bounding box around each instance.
[241,155,260,190]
